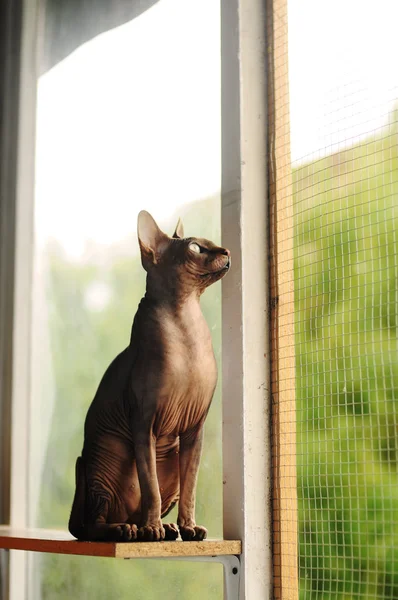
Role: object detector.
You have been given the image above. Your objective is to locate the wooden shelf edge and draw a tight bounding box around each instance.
[0,526,241,558]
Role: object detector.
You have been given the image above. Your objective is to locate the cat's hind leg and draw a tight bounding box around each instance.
[163,522,179,540]
[68,456,86,540]
[84,482,139,541]
[68,456,138,541]
[84,521,137,542]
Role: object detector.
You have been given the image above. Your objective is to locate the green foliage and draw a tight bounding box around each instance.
[33,198,223,598]
[34,112,398,598]
[295,118,398,599]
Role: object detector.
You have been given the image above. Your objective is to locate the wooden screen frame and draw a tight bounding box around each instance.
[267,0,299,598]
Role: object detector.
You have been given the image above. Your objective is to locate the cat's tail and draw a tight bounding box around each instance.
[68,456,86,540]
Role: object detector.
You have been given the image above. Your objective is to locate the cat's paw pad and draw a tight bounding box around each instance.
[137,523,165,542]
[163,523,179,541]
[179,525,207,541]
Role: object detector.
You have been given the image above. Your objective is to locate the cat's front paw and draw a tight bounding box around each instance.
[137,522,165,542]
[179,524,207,541]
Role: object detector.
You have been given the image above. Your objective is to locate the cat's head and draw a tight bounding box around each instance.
[137,210,230,298]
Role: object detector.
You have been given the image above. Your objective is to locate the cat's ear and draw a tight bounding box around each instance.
[137,211,168,268]
[172,217,184,239]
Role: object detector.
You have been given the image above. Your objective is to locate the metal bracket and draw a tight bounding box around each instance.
[126,554,241,600]
[1,548,10,599]
[172,555,240,600]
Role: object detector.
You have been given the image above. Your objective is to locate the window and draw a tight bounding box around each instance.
[11,0,225,597]
[2,0,270,598]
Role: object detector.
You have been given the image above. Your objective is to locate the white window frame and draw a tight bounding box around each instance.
[8,0,40,597]
[221,0,271,598]
[3,0,272,598]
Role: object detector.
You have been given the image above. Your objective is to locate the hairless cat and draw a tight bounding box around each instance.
[68,211,230,542]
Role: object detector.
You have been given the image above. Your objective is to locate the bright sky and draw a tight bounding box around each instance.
[35,0,220,257]
[35,0,398,257]
[288,0,398,163]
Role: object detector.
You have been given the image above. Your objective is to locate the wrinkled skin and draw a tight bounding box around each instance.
[68,211,230,542]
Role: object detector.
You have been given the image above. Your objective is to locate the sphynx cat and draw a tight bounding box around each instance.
[68,211,230,542]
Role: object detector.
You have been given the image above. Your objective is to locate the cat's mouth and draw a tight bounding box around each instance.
[200,257,231,277]
[219,256,231,272]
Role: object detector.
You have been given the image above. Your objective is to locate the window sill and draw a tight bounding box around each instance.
[0,526,241,558]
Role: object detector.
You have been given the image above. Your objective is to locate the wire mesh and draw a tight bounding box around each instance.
[270,0,398,598]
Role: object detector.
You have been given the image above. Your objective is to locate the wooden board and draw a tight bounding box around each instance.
[0,527,241,558]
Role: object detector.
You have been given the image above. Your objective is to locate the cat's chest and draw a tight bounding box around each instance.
[161,327,217,395]
[154,364,217,436]
[161,310,216,375]
[154,314,217,434]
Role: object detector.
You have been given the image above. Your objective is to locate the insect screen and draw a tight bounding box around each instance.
[269,0,398,598]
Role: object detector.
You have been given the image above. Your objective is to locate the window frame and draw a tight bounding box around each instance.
[0,1,23,596]
[6,0,41,597]
[221,0,272,597]
[1,0,273,598]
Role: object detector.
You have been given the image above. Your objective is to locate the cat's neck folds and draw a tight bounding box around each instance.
[143,274,202,314]
[141,289,201,316]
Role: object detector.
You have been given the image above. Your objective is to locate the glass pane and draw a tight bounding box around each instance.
[286,0,398,598]
[29,0,222,598]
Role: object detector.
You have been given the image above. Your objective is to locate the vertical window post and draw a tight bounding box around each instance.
[0,1,23,597]
[221,0,272,597]
[9,0,40,597]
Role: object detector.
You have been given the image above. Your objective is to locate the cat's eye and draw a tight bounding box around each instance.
[189,242,201,254]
